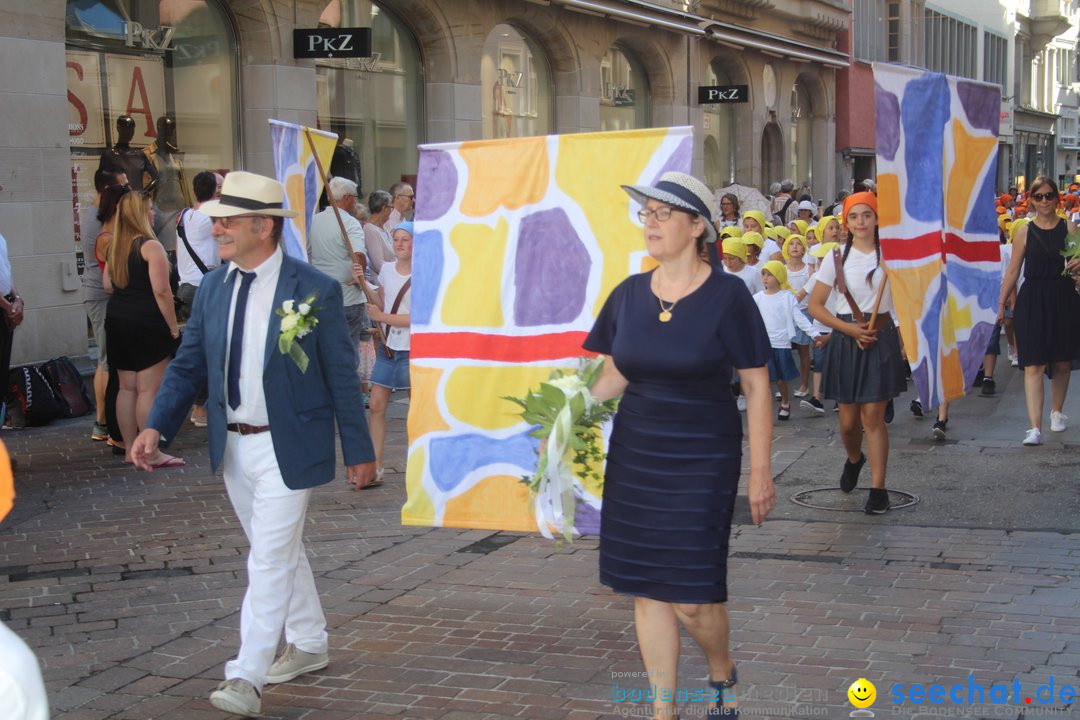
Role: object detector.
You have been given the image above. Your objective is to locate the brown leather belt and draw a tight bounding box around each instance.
[226,423,270,435]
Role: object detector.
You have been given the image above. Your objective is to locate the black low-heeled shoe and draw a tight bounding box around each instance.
[708,665,739,718]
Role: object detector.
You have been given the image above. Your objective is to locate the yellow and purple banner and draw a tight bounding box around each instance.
[401,127,693,532]
[268,119,337,261]
[874,64,1001,411]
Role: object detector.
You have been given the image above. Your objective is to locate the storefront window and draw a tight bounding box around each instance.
[481,24,553,139]
[600,46,649,131]
[791,82,813,189]
[316,0,422,194]
[66,0,238,250]
[703,61,735,188]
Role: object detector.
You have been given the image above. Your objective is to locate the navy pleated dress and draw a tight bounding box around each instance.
[584,267,770,604]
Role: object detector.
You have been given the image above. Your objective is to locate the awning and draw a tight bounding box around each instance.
[554,0,850,69]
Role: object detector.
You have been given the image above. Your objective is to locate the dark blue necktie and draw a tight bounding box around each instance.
[227,270,256,410]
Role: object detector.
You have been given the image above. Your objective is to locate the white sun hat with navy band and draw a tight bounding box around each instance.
[622,171,718,244]
[199,171,298,218]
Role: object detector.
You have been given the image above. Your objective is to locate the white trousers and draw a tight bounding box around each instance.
[222,432,327,690]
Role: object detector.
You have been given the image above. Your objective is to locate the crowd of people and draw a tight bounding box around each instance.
[592,171,1080,720]
[76,169,415,485]
[2,161,1075,720]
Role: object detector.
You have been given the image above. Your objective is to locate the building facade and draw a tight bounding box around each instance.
[2,0,849,365]
[839,0,1080,193]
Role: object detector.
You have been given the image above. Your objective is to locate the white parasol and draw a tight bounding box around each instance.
[715,183,772,218]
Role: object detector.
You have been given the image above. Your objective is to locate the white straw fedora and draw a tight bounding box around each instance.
[200,171,298,218]
[622,171,718,244]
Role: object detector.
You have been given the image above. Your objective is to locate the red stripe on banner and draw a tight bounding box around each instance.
[412,331,594,362]
[943,233,1001,263]
[881,231,943,261]
[882,231,1000,263]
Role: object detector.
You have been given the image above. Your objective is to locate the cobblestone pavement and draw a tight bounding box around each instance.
[2,374,1080,720]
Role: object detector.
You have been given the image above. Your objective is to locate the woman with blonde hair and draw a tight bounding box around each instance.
[104,192,184,468]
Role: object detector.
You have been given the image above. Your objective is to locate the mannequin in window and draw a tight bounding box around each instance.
[330,136,362,190]
[97,115,158,192]
[143,116,192,252]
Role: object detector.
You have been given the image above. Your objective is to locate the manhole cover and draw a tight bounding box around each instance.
[791,487,919,512]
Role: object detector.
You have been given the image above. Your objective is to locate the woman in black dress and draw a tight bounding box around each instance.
[585,172,775,719]
[999,177,1080,446]
[104,192,184,467]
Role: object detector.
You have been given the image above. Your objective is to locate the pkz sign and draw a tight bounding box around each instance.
[293,28,373,59]
[698,85,749,104]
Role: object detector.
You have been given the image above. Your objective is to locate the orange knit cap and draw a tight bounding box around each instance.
[841,191,878,227]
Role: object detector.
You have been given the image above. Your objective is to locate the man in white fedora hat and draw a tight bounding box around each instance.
[130,171,377,716]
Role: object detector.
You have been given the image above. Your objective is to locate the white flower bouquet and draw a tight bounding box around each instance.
[503,357,619,541]
[277,294,319,372]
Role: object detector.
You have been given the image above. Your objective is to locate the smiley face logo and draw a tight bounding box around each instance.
[848,678,876,708]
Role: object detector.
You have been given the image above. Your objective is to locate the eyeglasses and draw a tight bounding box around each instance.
[637,206,685,223]
[215,214,265,228]
[395,193,415,199]
[1031,192,1057,202]
[720,200,734,205]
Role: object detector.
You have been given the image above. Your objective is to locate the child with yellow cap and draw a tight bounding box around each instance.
[743,211,783,261]
[800,242,841,413]
[720,237,764,295]
[754,260,819,420]
[783,234,814,398]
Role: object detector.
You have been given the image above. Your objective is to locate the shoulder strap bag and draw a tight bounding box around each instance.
[176,209,210,275]
[382,277,412,359]
[831,246,866,324]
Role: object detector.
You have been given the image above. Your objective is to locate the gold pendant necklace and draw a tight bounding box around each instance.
[656,263,700,323]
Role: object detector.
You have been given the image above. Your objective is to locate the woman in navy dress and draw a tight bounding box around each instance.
[999,176,1080,445]
[585,172,775,719]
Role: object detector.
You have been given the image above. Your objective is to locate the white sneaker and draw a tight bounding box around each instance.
[1022,428,1043,446]
[209,679,261,716]
[1051,411,1068,432]
[737,395,747,412]
[793,388,809,398]
[1011,355,1019,367]
[265,643,329,684]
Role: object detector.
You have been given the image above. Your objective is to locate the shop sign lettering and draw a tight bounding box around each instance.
[294,28,373,59]
[698,85,749,104]
[123,22,176,51]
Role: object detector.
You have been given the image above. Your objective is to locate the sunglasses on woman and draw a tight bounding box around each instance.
[1031,192,1057,202]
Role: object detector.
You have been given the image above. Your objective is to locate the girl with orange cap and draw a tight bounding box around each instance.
[754,261,819,421]
[808,192,906,515]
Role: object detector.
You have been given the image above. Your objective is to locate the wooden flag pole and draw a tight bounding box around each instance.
[868,270,889,330]
[303,128,390,356]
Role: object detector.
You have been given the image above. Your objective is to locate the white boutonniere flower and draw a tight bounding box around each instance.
[276,293,320,372]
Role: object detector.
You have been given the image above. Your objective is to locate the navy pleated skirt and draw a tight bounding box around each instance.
[599,380,742,604]
[820,315,907,404]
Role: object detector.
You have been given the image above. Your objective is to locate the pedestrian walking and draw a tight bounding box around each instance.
[998,176,1080,446]
[585,171,775,719]
[129,171,377,717]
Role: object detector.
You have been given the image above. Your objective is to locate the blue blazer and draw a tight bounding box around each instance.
[148,252,375,489]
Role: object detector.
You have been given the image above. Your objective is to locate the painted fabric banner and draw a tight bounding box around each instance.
[873,64,1001,412]
[401,127,693,533]
[268,119,337,261]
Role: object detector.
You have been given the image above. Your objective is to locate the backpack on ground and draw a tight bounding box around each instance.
[40,357,93,418]
[7,365,63,427]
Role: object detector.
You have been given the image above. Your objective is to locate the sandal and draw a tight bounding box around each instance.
[777,404,790,421]
[708,664,739,718]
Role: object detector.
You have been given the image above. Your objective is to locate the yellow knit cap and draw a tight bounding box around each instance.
[743,210,767,232]
[721,238,747,261]
[741,231,765,248]
[782,234,807,260]
[762,260,792,291]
